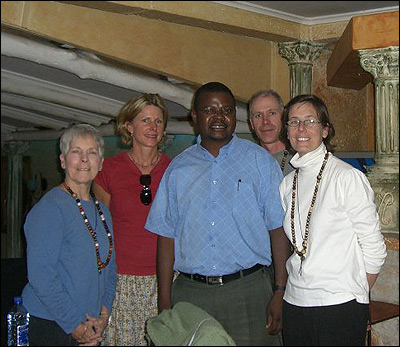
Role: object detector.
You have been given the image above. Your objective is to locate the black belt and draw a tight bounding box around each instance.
[179,263,264,285]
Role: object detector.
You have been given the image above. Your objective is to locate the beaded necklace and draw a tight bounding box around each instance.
[63,183,113,274]
[280,150,289,172]
[290,152,329,275]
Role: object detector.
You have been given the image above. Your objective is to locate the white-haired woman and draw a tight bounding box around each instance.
[21,124,117,346]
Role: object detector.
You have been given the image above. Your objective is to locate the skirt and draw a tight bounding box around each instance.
[103,273,158,346]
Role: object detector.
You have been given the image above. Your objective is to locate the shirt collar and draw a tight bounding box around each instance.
[196,133,238,161]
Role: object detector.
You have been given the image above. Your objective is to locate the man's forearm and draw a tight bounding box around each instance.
[269,226,291,287]
[156,235,175,313]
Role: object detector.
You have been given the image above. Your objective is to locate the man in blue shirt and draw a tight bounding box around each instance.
[145,82,290,346]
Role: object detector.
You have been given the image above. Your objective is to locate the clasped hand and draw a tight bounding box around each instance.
[72,310,108,346]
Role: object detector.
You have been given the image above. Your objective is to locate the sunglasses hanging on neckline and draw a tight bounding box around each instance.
[140,174,152,205]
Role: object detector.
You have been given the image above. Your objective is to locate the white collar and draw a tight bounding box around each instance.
[290,143,328,171]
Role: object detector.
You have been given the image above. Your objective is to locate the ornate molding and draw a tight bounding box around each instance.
[370,182,399,235]
[376,191,395,226]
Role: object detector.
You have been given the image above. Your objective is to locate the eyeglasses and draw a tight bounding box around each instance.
[200,106,235,116]
[287,118,321,129]
[140,174,152,205]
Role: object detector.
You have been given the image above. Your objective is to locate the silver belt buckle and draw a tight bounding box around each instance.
[207,276,223,285]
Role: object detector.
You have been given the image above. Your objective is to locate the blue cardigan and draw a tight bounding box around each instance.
[22,188,117,333]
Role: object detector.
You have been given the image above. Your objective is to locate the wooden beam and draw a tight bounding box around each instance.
[327,11,399,90]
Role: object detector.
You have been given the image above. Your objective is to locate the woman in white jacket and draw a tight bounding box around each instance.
[278,94,386,346]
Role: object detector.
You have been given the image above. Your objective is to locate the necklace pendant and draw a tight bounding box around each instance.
[299,254,305,275]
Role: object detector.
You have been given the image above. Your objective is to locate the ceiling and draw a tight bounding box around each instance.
[223,1,398,23]
[1,1,399,144]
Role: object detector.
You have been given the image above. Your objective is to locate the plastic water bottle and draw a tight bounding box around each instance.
[7,296,30,346]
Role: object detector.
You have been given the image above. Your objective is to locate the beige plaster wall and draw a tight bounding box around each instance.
[312,45,375,152]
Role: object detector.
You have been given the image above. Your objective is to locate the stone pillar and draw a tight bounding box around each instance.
[3,141,29,258]
[359,46,399,235]
[278,40,325,98]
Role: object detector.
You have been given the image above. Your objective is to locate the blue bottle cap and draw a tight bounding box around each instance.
[14,296,22,305]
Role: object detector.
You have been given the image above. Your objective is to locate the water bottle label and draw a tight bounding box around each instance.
[16,324,29,346]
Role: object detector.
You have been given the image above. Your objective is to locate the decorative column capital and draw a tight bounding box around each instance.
[278,40,325,65]
[2,141,30,155]
[359,46,399,79]
[278,40,325,98]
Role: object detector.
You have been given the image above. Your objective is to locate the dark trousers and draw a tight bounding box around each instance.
[283,299,369,346]
[172,266,282,346]
[29,315,79,346]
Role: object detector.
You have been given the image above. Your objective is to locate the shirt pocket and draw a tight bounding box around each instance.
[232,180,259,214]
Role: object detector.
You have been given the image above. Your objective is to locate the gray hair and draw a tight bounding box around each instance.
[59,124,105,159]
[247,89,284,120]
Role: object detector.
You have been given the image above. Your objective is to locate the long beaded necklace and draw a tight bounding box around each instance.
[280,150,289,172]
[63,183,113,274]
[290,152,329,275]
[128,151,161,170]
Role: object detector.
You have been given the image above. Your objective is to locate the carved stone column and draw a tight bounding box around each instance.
[359,46,399,235]
[3,141,29,258]
[279,40,325,98]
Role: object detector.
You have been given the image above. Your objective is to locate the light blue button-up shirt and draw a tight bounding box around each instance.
[145,134,284,276]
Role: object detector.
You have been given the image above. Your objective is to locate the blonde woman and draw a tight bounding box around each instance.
[93,93,171,346]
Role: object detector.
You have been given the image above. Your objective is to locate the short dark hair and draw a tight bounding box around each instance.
[193,82,236,111]
[280,94,336,153]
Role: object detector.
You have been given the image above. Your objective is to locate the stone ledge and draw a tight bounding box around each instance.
[384,237,399,251]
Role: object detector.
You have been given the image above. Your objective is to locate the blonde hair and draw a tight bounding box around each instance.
[117,93,169,146]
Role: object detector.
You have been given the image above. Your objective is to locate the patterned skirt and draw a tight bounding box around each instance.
[103,274,158,346]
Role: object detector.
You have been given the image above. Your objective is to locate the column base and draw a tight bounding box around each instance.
[367,163,399,236]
